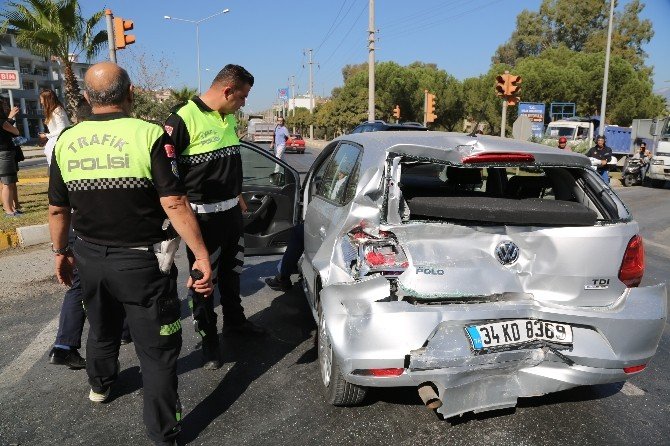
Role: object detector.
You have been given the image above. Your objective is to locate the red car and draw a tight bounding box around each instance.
[285,134,306,153]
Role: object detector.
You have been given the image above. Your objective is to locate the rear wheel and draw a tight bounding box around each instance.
[317,299,367,406]
[651,179,666,188]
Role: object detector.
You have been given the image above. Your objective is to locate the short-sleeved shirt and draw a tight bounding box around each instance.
[164,96,242,204]
[274,125,290,146]
[585,145,613,173]
[48,112,185,247]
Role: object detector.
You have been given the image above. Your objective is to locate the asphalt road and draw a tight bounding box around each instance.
[0,146,668,446]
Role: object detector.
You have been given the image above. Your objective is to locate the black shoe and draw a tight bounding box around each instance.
[201,338,222,370]
[120,336,132,345]
[49,347,86,369]
[265,276,292,292]
[222,320,268,337]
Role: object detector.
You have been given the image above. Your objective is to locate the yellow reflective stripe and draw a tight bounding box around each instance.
[159,320,182,336]
[176,100,239,156]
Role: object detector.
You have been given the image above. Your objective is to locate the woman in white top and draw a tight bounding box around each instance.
[38,89,71,165]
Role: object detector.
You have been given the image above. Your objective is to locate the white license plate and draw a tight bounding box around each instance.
[466,319,573,351]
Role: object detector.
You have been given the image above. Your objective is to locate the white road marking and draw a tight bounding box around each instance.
[620,381,646,396]
[0,316,59,390]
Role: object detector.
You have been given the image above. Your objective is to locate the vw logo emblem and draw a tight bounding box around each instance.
[495,241,519,265]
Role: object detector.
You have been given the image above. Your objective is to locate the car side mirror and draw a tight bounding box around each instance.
[269,172,285,186]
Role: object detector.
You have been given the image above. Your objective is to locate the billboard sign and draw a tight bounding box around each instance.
[518,102,545,138]
[0,70,21,89]
[278,87,289,101]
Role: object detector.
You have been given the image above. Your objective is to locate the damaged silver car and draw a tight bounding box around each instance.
[238,132,666,419]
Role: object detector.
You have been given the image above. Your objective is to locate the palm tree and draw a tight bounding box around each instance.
[1,0,107,118]
[170,86,198,104]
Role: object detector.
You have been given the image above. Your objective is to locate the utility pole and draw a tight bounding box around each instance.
[289,75,296,133]
[306,49,315,140]
[598,0,615,137]
[105,9,116,63]
[368,0,375,122]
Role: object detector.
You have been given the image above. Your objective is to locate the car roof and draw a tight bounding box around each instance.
[332,131,592,168]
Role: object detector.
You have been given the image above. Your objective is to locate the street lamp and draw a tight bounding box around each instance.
[164,8,230,94]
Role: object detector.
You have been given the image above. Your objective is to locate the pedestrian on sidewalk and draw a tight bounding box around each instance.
[38,89,71,164]
[0,101,22,217]
[49,61,212,446]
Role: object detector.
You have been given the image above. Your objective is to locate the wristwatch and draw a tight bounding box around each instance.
[51,244,72,255]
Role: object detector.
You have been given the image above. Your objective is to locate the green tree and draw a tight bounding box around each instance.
[286,107,312,136]
[1,0,107,118]
[493,0,654,69]
[170,86,197,104]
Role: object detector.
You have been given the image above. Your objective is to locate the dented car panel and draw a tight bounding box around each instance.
[299,131,666,417]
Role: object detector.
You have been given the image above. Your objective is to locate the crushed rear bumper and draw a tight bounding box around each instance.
[320,277,667,417]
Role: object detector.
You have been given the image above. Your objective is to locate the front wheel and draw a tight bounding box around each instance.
[317,300,367,406]
[622,174,635,187]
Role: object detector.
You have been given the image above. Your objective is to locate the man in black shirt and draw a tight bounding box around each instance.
[164,64,263,370]
[585,135,613,184]
[49,62,212,446]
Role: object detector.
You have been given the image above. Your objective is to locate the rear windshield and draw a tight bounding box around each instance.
[395,162,622,226]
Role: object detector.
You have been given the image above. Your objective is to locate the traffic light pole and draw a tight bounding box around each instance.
[105,9,117,63]
[501,100,507,138]
[423,90,427,127]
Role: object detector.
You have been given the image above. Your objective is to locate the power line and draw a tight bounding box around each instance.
[385,0,502,42]
[320,2,368,69]
[379,0,466,29]
[314,0,350,54]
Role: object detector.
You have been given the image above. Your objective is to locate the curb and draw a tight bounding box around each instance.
[0,230,20,251]
[16,224,50,248]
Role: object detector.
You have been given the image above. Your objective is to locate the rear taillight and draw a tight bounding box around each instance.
[623,364,646,374]
[348,226,408,276]
[462,152,535,164]
[352,368,405,377]
[618,235,644,287]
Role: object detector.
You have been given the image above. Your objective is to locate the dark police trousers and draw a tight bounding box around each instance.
[186,204,245,340]
[55,227,130,348]
[74,238,182,444]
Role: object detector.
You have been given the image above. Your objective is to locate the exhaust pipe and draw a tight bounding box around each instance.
[418,382,442,410]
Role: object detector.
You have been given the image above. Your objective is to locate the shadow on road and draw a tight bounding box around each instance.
[179,285,315,443]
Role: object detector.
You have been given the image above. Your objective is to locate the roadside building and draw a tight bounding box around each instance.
[0,32,90,139]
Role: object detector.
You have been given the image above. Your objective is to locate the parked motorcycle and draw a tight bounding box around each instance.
[622,155,645,187]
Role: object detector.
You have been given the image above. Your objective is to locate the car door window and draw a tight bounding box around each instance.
[241,145,288,186]
[316,143,361,205]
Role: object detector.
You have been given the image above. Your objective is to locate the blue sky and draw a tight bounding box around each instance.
[80,0,669,113]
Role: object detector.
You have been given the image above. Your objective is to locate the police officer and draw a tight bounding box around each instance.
[164,64,263,371]
[48,62,212,446]
[586,135,613,184]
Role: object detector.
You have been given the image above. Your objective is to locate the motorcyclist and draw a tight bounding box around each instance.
[632,142,651,182]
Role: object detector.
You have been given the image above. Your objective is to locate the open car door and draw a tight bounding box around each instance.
[240,141,300,255]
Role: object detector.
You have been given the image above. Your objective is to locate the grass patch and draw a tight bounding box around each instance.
[0,166,50,232]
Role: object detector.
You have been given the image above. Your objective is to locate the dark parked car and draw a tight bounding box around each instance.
[350,120,428,134]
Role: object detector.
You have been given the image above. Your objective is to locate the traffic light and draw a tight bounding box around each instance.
[506,74,521,105]
[495,74,507,97]
[426,92,437,123]
[114,17,135,50]
[392,105,401,120]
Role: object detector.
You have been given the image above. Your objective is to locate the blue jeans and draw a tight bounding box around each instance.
[598,169,610,184]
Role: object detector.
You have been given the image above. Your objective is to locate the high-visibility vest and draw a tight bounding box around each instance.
[54,117,163,186]
[175,99,239,160]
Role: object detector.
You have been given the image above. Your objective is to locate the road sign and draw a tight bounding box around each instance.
[518,102,545,138]
[278,87,289,100]
[0,70,21,89]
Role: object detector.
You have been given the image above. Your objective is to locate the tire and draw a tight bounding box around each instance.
[623,174,634,187]
[317,298,367,406]
[651,179,666,189]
